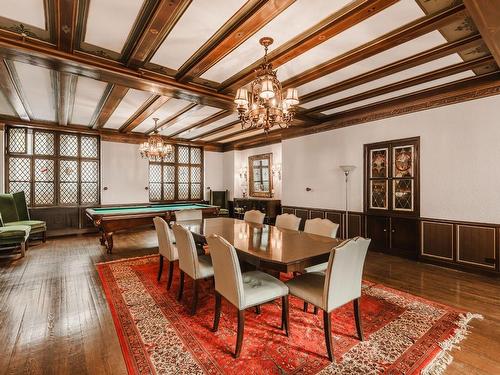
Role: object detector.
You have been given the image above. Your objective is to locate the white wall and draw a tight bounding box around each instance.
[100,141,149,205]
[0,129,4,194]
[204,151,224,200]
[282,95,500,223]
[222,151,236,200]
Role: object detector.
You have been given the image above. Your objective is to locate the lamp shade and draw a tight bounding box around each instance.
[339,165,356,173]
[234,88,249,105]
[260,78,275,99]
[284,88,299,105]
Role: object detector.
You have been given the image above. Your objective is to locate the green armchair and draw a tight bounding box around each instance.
[0,192,47,242]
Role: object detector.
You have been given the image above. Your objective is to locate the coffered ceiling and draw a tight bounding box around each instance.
[0,0,498,150]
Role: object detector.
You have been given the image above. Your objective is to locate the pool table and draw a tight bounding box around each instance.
[86,203,219,253]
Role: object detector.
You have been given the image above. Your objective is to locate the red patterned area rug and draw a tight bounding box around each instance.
[96,255,481,375]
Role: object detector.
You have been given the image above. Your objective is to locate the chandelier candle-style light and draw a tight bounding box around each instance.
[139,118,173,162]
[234,37,299,133]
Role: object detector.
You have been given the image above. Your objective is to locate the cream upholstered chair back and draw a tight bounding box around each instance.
[175,209,202,221]
[206,234,244,309]
[243,210,265,224]
[323,237,371,312]
[153,217,177,261]
[275,213,301,231]
[172,224,202,279]
[304,218,339,238]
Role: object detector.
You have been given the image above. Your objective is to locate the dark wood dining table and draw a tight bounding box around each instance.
[177,217,343,273]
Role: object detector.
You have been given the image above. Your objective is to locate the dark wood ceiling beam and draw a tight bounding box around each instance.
[176,0,295,81]
[168,109,231,138]
[91,84,129,129]
[222,129,284,150]
[219,0,400,92]
[119,95,170,133]
[300,33,483,104]
[55,0,79,52]
[281,3,467,90]
[0,36,235,110]
[192,120,240,141]
[149,103,199,134]
[127,0,192,68]
[210,126,257,143]
[0,59,31,120]
[463,0,500,67]
[57,71,77,125]
[305,55,495,114]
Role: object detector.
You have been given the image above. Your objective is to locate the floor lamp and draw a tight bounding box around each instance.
[339,165,356,239]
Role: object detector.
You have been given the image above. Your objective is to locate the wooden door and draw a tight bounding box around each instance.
[390,217,418,259]
[366,215,389,251]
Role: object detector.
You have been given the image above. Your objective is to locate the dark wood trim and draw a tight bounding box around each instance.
[57,71,77,126]
[167,109,230,138]
[0,59,31,120]
[219,0,399,92]
[210,125,255,143]
[281,3,467,89]
[55,0,78,53]
[92,84,129,129]
[147,102,199,135]
[192,120,240,141]
[176,0,294,81]
[119,95,170,133]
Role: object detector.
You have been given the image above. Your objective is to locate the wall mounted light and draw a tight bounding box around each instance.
[272,163,282,180]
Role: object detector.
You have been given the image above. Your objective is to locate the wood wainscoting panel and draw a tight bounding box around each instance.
[421,221,454,260]
[282,207,295,215]
[325,211,343,236]
[457,225,496,269]
[310,210,324,219]
[348,213,363,238]
[294,209,309,231]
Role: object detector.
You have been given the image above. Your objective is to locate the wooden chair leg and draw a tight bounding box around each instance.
[255,305,261,314]
[303,302,308,312]
[323,310,334,362]
[177,270,185,301]
[281,295,290,337]
[20,242,26,257]
[212,292,221,332]
[234,310,245,358]
[313,306,318,315]
[167,261,174,290]
[42,230,47,243]
[190,279,199,315]
[353,298,364,341]
[157,255,164,281]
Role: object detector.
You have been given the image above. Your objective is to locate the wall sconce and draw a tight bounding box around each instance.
[239,166,248,181]
[272,163,282,180]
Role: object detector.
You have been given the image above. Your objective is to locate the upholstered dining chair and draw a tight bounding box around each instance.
[153,217,178,290]
[275,213,301,231]
[175,209,202,221]
[286,237,371,362]
[243,210,265,224]
[207,234,289,358]
[172,224,214,315]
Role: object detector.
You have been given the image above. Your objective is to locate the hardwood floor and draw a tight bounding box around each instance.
[0,229,499,374]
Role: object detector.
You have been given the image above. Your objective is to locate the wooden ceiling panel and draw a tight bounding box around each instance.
[0,89,17,117]
[297,30,448,96]
[181,112,238,140]
[12,61,56,122]
[0,0,46,30]
[160,105,221,137]
[103,88,152,129]
[199,122,243,142]
[217,128,263,143]
[301,53,464,109]
[277,0,425,81]
[201,0,352,83]
[84,0,146,53]
[150,0,247,70]
[321,70,475,115]
[132,97,193,133]
[70,76,108,125]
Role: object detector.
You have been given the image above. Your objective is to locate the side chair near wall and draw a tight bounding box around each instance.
[286,237,371,361]
[207,234,290,358]
[275,213,301,231]
[153,217,178,290]
[172,224,214,315]
[0,192,47,242]
[243,210,265,224]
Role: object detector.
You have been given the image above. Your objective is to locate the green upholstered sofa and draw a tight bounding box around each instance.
[0,222,31,257]
[0,192,47,242]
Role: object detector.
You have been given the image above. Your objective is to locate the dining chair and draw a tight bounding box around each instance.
[153,217,178,290]
[286,237,371,362]
[207,234,289,358]
[175,209,202,221]
[243,210,265,224]
[275,213,301,231]
[172,223,214,315]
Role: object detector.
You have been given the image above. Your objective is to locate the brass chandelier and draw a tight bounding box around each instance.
[139,118,173,162]
[234,37,299,133]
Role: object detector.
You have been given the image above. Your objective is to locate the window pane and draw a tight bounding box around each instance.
[81,136,98,158]
[149,164,161,183]
[178,146,189,164]
[191,166,201,183]
[190,147,202,164]
[9,157,31,182]
[81,161,98,183]
[163,146,175,163]
[190,184,201,200]
[178,184,189,200]
[60,160,78,182]
[163,165,175,183]
[163,183,175,200]
[60,134,78,157]
[81,183,98,204]
[34,131,55,155]
[9,182,31,205]
[178,166,189,183]
[8,128,27,153]
[35,159,54,181]
[150,183,161,201]
[34,182,55,205]
[60,183,78,204]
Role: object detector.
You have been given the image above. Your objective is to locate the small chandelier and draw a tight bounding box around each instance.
[234,37,299,133]
[139,118,173,162]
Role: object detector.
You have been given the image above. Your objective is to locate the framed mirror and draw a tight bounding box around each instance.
[248,153,273,198]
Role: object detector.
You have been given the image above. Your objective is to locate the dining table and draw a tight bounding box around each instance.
[176,217,343,273]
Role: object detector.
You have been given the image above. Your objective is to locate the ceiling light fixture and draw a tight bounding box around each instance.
[139,117,174,162]
[234,37,299,133]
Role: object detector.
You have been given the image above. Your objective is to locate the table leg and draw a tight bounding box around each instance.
[105,233,114,253]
